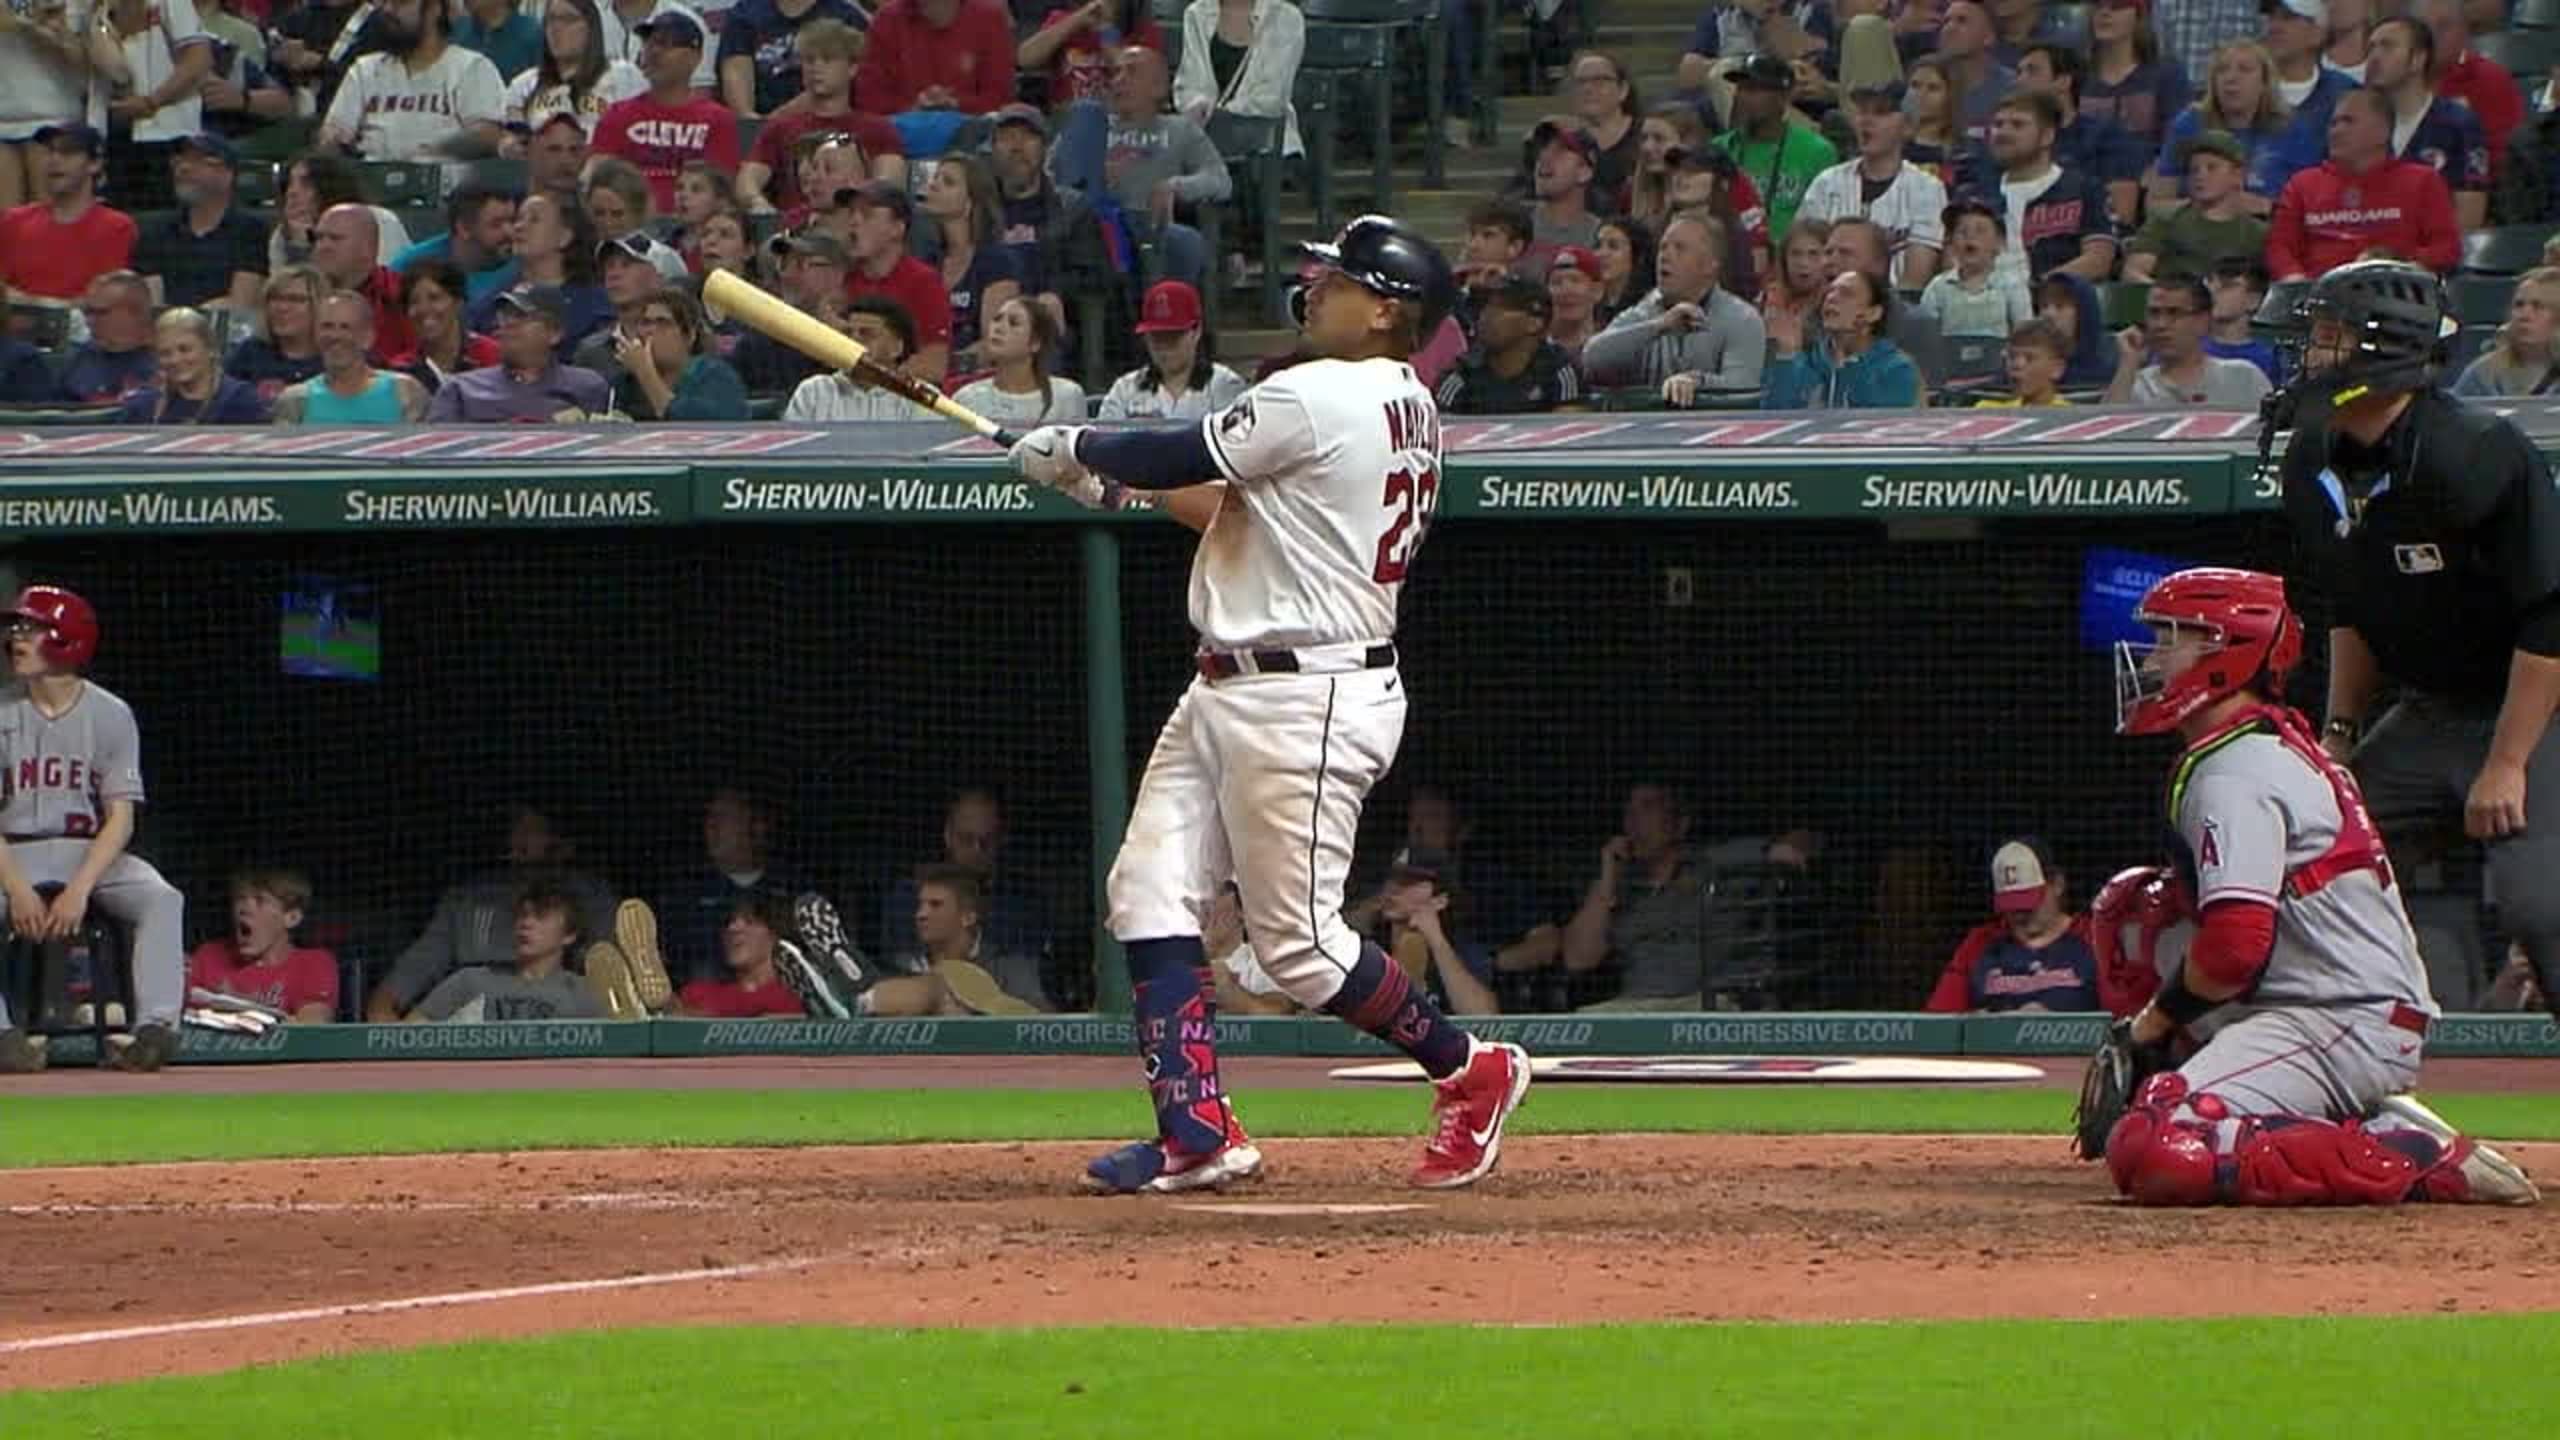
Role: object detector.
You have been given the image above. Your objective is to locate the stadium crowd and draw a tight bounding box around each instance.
[0,0,2553,420]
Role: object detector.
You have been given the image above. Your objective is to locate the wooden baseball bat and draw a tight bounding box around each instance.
[701,269,1021,446]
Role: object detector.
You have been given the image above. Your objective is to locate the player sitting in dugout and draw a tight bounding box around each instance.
[403,883,608,1023]
[2071,568,2536,1207]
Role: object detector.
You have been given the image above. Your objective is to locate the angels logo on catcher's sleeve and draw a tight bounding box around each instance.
[2197,817,2222,869]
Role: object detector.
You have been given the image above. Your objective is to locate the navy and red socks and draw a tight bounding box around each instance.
[1322,941,1472,1080]
[1126,936,1233,1157]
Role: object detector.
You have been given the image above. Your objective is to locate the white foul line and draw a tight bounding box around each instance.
[0,1253,822,1356]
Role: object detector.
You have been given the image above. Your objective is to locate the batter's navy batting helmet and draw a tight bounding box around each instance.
[1298,214,1459,337]
[9,584,99,669]
[2114,568,2300,736]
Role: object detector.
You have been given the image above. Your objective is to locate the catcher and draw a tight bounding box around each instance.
[2072,567,2538,1206]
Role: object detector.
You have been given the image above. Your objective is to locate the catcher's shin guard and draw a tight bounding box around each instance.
[2106,1073,2218,1205]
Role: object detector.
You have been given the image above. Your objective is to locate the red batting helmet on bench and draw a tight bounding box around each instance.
[9,585,99,669]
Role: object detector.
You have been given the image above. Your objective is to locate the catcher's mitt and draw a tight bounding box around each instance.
[2072,1018,2170,1161]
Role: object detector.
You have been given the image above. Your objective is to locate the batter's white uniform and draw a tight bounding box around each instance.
[1107,357,1442,1005]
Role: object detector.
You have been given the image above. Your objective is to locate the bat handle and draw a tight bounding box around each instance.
[992,428,1022,448]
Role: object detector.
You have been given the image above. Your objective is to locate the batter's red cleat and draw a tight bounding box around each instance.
[1413,1040,1531,1189]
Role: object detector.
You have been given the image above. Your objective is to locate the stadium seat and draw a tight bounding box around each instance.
[2448,323,2498,373]
[361,161,446,210]
[1291,69,1342,231]
[1940,335,2004,390]
[2452,274,2519,325]
[2463,225,2556,276]
[2523,0,2560,29]
[2477,28,2560,83]
[235,161,283,209]
[1300,0,1448,203]
[1203,110,1286,325]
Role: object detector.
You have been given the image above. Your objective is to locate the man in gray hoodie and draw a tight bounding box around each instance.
[1075,44,1231,290]
[1581,210,1767,397]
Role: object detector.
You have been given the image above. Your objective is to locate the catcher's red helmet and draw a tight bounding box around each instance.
[8,585,99,669]
[2115,568,2299,736]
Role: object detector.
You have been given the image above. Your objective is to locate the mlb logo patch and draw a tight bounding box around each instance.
[2394,543,2445,574]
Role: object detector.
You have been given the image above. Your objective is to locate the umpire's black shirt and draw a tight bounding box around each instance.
[2281,388,2560,702]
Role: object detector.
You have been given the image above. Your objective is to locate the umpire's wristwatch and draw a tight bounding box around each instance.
[2322,716,2364,747]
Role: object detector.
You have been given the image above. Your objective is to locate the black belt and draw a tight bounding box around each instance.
[1197,643,1397,681]
[3,834,59,843]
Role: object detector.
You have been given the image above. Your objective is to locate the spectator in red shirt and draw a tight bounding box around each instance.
[2268,87,2460,279]
[735,19,906,212]
[186,868,341,1023]
[675,893,810,1018]
[854,0,1015,139]
[0,124,137,305]
[2420,0,2522,182]
[591,12,740,212]
[1923,837,2103,1014]
[1017,0,1163,108]
[310,202,419,361]
[842,179,953,382]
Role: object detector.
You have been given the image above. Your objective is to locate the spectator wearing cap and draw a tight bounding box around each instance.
[1923,838,2100,1013]
[2146,41,2287,218]
[309,202,418,361]
[1960,89,2115,285]
[1933,0,2017,145]
[1373,847,1501,1016]
[918,153,1022,374]
[274,290,432,422]
[1584,210,1765,396]
[775,132,868,234]
[2079,0,2192,160]
[854,0,1016,140]
[500,0,646,140]
[1170,0,1306,159]
[1453,198,1532,335]
[739,228,848,391]
[985,103,1112,344]
[2103,271,2270,405]
[0,124,135,303]
[2123,130,2267,281]
[134,133,265,311]
[715,0,859,117]
[1761,267,1923,408]
[591,13,740,213]
[524,112,593,209]
[2154,0,2262,104]
[2266,87,2459,279]
[390,183,520,304]
[1051,44,1226,290]
[454,0,543,81]
[1098,279,1244,419]
[842,181,953,383]
[400,259,503,390]
[1714,52,1836,241]
[1023,0,1166,110]
[949,295,1085,421]
[1794,80,1948,289]
[611,286,746,418]
[785,294,920,418]
[430,283,610,419]
[1435,278,1583,416]
[2427,6,2529,152]
[86,0,213,210]
[2363,14,2490,231]
[118,306,268,421]
[1916,197,2030,339]
[2255,0,2354,199]
[56,270,158,402]
[318,0,508,162]
[467,191,610,353]
[736,20,905,212]
[2013,44,2148,226]
[1544,245,1604,357]
[1516,119,1604,255]
[575,231,670,380]
[581,159,690,278]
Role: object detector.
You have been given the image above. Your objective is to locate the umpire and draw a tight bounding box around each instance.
[2267,259,2560,1020]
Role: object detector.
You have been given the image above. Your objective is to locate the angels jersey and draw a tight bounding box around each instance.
[1194,357,1442,651]
[0,678,144,838]
[2168,718,2433,1014]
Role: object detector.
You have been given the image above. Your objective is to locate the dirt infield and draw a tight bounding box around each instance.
[6,1055,2560,1393]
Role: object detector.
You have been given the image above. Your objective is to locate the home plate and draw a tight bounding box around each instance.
[1327,1055,2046,1084]
[1172,1203,1433,1216]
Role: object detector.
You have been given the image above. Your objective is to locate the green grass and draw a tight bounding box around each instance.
[11,1085,2560,1168]
[11,1316,2560,1438]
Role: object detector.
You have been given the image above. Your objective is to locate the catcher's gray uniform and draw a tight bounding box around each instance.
[0,680,185,1031]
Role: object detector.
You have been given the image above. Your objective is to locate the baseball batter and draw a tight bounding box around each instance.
[2089,567,2535,1206]
[1009,215,1533,1194]
[0,586,187,1074]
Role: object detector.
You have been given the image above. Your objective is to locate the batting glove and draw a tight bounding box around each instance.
[1009,425,1091,490]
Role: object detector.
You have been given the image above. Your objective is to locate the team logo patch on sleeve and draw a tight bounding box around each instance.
[2198,818,2222,868]
[1221,396,1256,443]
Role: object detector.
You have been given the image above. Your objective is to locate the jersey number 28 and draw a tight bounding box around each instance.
[1371,461,1440,584]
